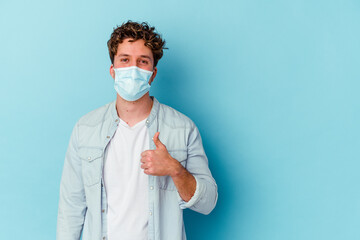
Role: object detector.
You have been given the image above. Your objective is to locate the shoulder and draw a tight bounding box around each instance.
[77,100,115,127]
[157,101,196,129]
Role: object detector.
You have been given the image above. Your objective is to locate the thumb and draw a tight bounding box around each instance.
[153,132,165,149]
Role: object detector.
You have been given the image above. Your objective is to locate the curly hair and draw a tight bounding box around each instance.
[107,20,167,67]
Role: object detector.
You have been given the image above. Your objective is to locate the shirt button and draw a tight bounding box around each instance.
[150,186,154,190]
[146,120,149,124]
[149,211,152,215]
[87,157,91,160]
[102,209,105,213]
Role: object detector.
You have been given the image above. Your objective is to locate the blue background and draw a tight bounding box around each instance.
[1,0,359,239]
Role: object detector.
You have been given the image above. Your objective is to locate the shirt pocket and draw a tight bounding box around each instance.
[79,147,103,187]
[158,150,187,191]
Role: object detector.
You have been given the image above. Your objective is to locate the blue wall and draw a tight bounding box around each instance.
[1,0,359,239]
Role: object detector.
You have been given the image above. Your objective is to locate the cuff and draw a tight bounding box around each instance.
[178,175,204,209]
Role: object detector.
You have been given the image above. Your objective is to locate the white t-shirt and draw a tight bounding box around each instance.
[103,118,149,240]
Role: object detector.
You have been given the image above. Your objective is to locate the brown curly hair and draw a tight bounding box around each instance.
[107,21,167,67]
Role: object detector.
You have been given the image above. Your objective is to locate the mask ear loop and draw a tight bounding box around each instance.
[149,70,155,85]
[111,64,115,79]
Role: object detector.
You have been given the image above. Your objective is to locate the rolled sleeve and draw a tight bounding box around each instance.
[178,123,218,215]
[178,175,203,209]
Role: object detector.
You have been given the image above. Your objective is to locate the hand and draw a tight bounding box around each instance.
[140,132,182,176]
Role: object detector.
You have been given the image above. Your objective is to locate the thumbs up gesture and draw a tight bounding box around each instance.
[152,131,166,150]
[140,132,182,176]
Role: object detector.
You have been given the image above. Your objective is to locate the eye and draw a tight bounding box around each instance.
[139,59,149,65]
[120,58,129,63]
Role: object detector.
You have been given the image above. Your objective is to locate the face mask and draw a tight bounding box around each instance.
[113,66,153,101]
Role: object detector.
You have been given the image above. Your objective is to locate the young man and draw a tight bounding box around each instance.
[57,21,218,240]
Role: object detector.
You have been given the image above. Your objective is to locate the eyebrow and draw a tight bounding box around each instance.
[140,55,152,60]
[117,53,152,60]
[118,53,151,60]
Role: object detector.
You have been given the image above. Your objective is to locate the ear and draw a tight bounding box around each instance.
[149,67,157,85]
[110,64,115,79]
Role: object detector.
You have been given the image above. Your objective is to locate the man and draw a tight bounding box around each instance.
[57,20,218,240]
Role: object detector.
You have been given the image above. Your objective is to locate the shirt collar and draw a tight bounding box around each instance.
[110,96,160,126]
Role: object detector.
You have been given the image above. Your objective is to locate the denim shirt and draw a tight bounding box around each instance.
[57,97,218,240]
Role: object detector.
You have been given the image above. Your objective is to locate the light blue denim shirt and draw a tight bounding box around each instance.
[57,97,218,240]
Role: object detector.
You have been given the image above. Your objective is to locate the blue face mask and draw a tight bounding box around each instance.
[113,66,153,101]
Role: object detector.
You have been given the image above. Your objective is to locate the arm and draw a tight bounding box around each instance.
[170,164,196,202]
[57,123,87,240]
[141,127,218,215]
[176,124,218,215]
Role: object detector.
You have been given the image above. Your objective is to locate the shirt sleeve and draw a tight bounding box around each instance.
[57,122,87,240]
[177,122,218,215]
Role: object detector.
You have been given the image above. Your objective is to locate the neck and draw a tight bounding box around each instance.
[115,93,153,127]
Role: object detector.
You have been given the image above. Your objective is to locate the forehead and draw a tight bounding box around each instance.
[116,38,153,58]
